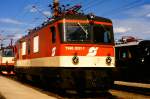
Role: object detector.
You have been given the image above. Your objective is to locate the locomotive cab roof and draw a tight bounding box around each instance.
[115,40,150,47]
[55,14,112,23]
[139,40,150,46]
[43,14,112,27]
[17,14,113,42]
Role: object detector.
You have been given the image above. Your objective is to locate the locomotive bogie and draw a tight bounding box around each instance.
[15,67,114,92]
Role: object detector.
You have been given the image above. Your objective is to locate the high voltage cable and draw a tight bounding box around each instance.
[83,0,107,11]
[109,1,146,17]
[121,1,147,10]
[102,0,142,16]
[82,0,95,6]
[1,0,29,39]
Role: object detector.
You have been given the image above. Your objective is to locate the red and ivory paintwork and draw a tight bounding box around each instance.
[14,12,116,91]
[15,18,115,67]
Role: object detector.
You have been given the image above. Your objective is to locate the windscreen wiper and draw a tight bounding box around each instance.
[77,22,88,39]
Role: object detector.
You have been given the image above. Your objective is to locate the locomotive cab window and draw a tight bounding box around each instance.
[2,49,14,57]
[65,23,90,42]
[59,21,114,44]
[50,26,56,43]
[93,25,112,43]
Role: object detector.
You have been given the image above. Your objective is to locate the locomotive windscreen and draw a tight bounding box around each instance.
[59,22,114,44]
[2,48,14,57]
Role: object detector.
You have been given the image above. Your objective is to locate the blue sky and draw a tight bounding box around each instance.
[0,0,150,45]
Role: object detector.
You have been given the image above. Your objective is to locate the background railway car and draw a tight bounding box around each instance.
[14,1,115,94]
[115,37,150,83]
[0,46,15,75]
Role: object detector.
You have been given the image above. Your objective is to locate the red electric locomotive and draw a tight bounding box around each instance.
[14,1,115,94]
[0,45,15,75]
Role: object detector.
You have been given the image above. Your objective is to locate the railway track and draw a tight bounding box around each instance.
[109,89,150,99]
[113,81,150,95]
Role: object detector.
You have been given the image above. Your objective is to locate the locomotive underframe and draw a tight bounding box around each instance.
[15,67,114,92]
[0,65,14,74]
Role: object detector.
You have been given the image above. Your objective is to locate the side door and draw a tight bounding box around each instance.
[50,26,57,56]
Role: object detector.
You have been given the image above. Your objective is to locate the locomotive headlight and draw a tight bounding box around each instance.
[141,58,144,63]
[72,55,79,65]
[106,56,112,65]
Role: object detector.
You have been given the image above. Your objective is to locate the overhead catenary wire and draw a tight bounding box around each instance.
[32,5,50,19]
[83,0,107,11]
[3,0,148,41]
[101,0,143,16]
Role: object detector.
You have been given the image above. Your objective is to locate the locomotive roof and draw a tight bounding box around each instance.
[115,41,139,47]
[42,14,112,26]
[115,40,150,47]
[139,40,150,46]
[56,14,112,23]
[0,45,13,50]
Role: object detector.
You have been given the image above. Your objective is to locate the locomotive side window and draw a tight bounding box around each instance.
[33,36,39,53]
[122,52,127,58]
[50,26,56,43]
[0,50,2,56]
[27,39,31,54]
[145,47,150,56]
[119,48,132,60]
[22,42,26,55]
